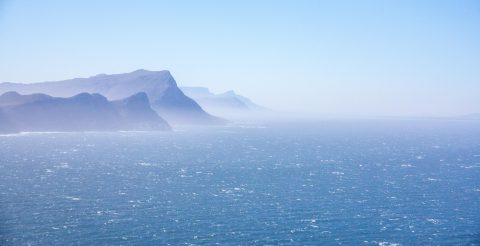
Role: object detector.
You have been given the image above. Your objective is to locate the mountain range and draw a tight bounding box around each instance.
[0,91,170,133]
[0,70,267,133]
[180,87,269,120]
[0,70,224,125]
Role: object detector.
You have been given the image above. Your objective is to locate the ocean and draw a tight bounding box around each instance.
[1,119,479,245]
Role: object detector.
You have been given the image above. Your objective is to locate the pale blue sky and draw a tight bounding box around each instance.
[0,0,479,116]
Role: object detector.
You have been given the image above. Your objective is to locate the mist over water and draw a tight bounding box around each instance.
[1,119,479,245]
[1,1,479,244]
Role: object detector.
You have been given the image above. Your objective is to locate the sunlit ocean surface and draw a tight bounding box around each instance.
[1,119,479,245]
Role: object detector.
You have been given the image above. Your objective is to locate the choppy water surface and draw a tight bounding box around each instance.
[1,120,479,245]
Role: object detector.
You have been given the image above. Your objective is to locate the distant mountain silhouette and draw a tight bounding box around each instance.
[0,91,52,106]
[180,86,269,120]
[0,92,170,132]
[181,87,248,110]
[0,70,225,125]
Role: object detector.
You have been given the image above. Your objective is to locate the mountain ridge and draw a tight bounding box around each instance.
[0,70,224,125]
[180,86,269,120]
[0,91,171,133]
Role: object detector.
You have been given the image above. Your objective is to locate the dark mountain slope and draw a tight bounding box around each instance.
[0,92,170,132]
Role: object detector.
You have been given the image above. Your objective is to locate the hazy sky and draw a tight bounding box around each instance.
[0,0,479,116]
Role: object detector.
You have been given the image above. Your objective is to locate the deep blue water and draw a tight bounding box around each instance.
[1,119,480,245]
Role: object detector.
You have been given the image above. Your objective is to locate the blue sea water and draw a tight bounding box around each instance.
[1,119,479,245]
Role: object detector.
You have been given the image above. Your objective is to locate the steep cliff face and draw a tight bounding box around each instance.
[152,85,226,125]
[0,70,225,125]
[113,92,171,130]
